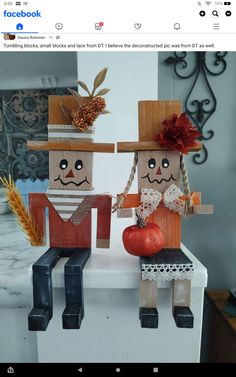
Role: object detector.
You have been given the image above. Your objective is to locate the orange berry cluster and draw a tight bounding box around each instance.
[71,97,106,132]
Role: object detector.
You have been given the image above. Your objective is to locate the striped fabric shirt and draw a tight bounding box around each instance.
[46,189,95,222]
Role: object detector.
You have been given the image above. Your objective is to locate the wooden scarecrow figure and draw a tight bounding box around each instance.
[114,100,212,329]
[2,68,114,331]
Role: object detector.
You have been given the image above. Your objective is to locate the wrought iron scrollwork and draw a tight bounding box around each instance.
[164,52,228,164]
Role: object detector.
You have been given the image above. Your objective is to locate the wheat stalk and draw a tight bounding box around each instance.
[0,175,43,246]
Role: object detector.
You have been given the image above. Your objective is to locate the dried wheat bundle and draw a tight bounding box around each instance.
[0,175,43,246]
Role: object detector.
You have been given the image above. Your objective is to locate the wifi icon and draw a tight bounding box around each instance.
[205,1,211,5]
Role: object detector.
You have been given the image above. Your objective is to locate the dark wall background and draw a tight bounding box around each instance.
[0,52,77,182]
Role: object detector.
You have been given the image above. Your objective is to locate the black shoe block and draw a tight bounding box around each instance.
[28,307,51,331]
[62,306,82,329]
[173,306,194,328]
[139,307,158,329]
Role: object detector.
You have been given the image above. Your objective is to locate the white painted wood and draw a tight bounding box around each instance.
[37,286,205,363]
[0,308,38,362]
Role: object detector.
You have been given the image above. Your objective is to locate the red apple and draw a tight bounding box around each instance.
[122,222,164,257]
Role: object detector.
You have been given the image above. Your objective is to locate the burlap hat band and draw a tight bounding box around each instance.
[48,124,94,142]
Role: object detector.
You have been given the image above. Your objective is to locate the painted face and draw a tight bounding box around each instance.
[49,150,93,190]
[137,151,181,193]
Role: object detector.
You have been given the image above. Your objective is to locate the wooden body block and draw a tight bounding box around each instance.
[122,193,200,248]
[29,193,112,249]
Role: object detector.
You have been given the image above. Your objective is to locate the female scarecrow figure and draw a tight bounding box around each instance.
[114,100,212,329]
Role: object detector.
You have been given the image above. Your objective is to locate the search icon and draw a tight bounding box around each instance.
[212,10,219,17]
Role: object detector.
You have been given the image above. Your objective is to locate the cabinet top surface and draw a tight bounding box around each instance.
[206,290,236,334]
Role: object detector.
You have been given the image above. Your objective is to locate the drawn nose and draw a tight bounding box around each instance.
[65,169,74,178]
[156,166,162,175]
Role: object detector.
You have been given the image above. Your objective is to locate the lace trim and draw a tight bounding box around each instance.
[137,185,185,220]
[141,263,194,281]
[163,184,185,216]
[136,188,161,220]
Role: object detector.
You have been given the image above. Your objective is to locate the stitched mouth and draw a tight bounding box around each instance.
[141,173,177,184]
[54,175,90,187]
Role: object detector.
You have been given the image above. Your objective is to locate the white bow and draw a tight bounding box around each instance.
[137,184,185,220]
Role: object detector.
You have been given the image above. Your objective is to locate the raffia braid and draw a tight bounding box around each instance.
[180,154,193,216]
[112,152,138,213]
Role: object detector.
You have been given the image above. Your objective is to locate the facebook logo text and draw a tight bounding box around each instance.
[3,10,41,17]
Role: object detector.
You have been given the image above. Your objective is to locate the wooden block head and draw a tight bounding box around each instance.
[137,150,181,193]
[49,150,93,190]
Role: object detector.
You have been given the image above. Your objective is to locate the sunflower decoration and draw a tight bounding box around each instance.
[62,67,110,133]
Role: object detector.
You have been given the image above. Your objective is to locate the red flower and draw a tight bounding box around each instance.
[155,113,201,154]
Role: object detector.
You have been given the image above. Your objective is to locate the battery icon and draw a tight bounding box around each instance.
[224,2,231,5]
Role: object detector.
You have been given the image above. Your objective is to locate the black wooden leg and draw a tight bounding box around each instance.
[28,247,61,331]
[62,248,91,329]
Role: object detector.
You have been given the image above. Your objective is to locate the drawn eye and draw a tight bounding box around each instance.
[148,158,156,169]
[59,159,68,170]
[162,158,169,168]
[75,159,83,170]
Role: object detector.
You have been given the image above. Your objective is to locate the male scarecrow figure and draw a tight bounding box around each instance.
[27,85,114,331]
[114,100,212,329]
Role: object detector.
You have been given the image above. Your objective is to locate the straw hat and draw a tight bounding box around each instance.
[27,95,114,153]
[117,100,201,154]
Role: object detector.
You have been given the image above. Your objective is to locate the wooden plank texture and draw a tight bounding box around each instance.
[140,280,158,308]
[193,205,214,215]
[117,141,202,152]
[48,95,90,125]
[138,100,181,141]
[49,150,93,190]
[29,193,112,249]
[172,280,191,307]
[27,140,115,153]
